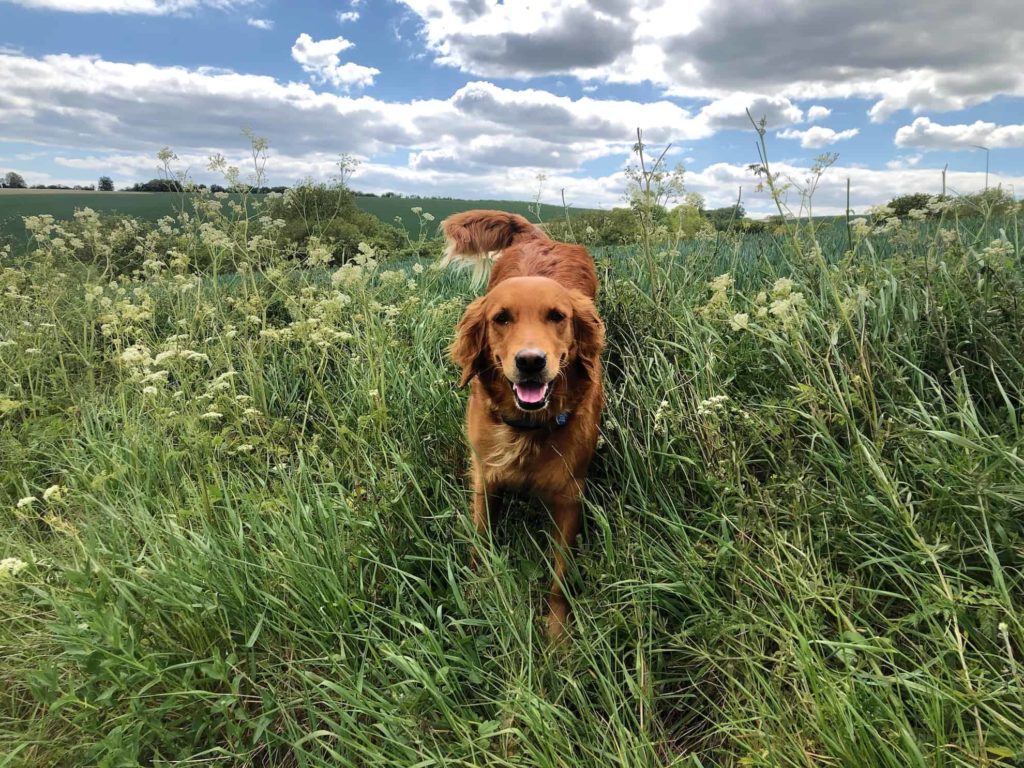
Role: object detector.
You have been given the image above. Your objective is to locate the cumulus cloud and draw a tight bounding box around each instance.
[3,48,1019,213]
[1,0,251,13]
[687,161,1024,217]
[290,33,379,90]
[697,93,803,130]
[806,106,831,122]
[0,52,412,156]
[0,52,701,170]
[58,151,1018,215]
[776,126,859,148]
[246,17,272,29]
[336,10,359,22]
[398,0,641,78]
[398,0,1024,121]
[894,117,1024,150]
[886,154,922,170]
[449,80,707,145]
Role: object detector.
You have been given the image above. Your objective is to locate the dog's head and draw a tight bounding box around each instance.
[451,276,604,411]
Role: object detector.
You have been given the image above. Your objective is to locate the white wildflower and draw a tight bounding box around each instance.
[697,394,730,417]
[42,484,66,502]
[851,218,871,238]
[770,291,807,324]
[653,398,671,435]
[708,273,733,294]
[0,557,28,581]
[141,370,169,384]
[771,277,795,298]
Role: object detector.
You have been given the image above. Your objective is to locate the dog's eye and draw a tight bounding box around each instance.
[547,309,566,323]
[492,309,512,325]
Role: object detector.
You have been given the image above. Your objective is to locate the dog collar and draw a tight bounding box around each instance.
[501,411,571,430]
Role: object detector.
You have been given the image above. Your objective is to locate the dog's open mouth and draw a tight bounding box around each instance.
[511,380,551,411]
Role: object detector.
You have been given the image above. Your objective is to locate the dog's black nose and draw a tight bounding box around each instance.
[515,349,547,374]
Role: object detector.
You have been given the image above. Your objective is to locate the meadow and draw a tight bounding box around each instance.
[0,189,1022,767]
[0,190,589,244]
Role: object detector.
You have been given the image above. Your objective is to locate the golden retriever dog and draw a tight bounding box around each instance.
[442,210,605,639]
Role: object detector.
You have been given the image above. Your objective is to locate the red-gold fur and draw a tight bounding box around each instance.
[444,210,604,639]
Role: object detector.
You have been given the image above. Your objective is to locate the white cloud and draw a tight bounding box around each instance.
[449,80,707,145]
[246,17,272,29]
[102,151,1009,217]
[290,33,379,90]
[777,126,859,148]
[1,0,251,13]
[687,161,1024,217]
[0,52,704,170]
[397,0,1024,122]
[886,154,922,170]
[31,148,1024,217]
[336,10,359,22]
[894,117,1024,150]
[3,49,1020,213]
[807,105,831,122]
[697,93,803,130]
[398,0,645,78]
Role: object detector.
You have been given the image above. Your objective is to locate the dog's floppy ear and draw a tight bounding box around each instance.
[450,296,489,387]
[570,291,605,380]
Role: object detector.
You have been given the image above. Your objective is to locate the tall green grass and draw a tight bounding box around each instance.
[0,197,1022,766]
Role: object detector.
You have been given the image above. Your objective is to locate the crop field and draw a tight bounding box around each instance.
[355,196,594,234]
[0,191,195,244]
[1,198,1023,766]
[0,190,589,243]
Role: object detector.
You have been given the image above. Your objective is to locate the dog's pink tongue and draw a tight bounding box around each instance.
[514,382,547,404]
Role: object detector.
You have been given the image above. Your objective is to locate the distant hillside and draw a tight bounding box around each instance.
[0,190,598,243]
[354,196,598,233]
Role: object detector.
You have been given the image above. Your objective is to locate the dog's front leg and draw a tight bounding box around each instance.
[469,463,497,571]
[544,490,582,640]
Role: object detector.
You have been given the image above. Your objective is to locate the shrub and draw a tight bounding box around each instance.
[261,181,405,262]
[887,192,934,218]
[704,204,746,231]
[950,187,1018,217]
[667,202,704,238]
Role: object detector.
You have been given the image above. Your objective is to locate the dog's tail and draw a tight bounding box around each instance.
[439,210,547,287]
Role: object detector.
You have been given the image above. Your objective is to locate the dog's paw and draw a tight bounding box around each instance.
[546,600,570,642]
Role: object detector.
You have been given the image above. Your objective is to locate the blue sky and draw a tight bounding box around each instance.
[1,0,1022,215]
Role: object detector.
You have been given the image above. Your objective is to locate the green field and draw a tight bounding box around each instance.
[0,191,194,243]
[1,197,1023,766]
[0,190,591,243]
[356,195,595,234]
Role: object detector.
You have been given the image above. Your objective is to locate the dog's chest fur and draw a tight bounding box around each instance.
[476,423,582,494]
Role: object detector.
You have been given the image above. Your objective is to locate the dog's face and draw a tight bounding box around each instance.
[452,276,604,411]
